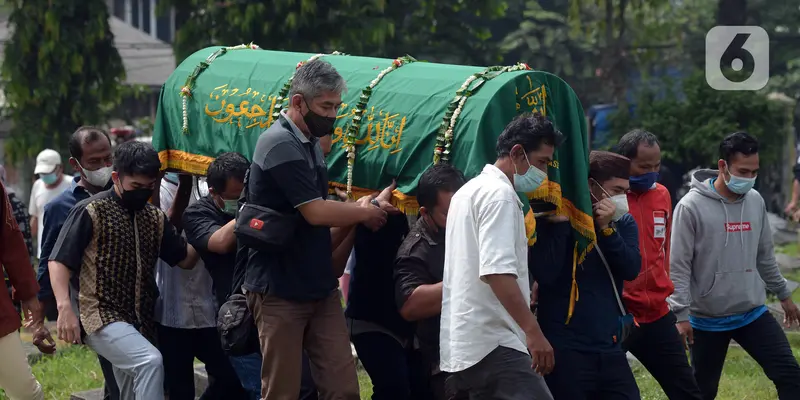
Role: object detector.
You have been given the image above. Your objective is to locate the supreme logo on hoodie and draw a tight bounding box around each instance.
[725,222,752,232]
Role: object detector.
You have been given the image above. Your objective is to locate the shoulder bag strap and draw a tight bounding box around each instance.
[241,169,250,203]
[594,244,626,316]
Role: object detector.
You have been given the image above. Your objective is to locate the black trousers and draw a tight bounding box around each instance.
[544,347,639,400]
[449,346,554,400]
[157,324,247,400]
[623,311,702,400]
[351,331,433,400]
[690,312,800,400]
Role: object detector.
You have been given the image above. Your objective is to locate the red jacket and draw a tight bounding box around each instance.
[1,180,38,338]
[622,183,674,324]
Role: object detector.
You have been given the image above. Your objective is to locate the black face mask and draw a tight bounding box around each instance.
[303,99,335,138]
[119,186,152,211]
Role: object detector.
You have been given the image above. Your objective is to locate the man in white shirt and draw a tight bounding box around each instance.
[29,149,71,258]
[440,112,561,399]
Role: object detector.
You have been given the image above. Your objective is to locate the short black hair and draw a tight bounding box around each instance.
[113,141,161,179]
[589,151,631,184]
[616,129,659,159]
[68,126,111,160]
[719,131,758,163]
[207,152,249,193]
[496,112,563,157]
[417,164,466,210]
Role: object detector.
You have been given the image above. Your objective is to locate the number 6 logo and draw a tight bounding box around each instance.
[705,26,769,91]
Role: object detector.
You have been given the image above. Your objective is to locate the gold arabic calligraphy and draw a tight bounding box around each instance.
[204,84,278,129]
[516,77,547,116]
[332,105,406,155]
[202,84,406,155]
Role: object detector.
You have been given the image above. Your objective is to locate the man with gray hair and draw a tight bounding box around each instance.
[243,59,386,399]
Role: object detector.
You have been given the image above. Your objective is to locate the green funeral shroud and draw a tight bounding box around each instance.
[153,47,596,261]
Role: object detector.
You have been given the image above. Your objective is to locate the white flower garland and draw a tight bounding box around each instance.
[434,62,531,164]
[344,56,415,196]
[180,43,261,134]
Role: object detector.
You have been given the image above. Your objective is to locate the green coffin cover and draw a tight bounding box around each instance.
[153,46,596,262]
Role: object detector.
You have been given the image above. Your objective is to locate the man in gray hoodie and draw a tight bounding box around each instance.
[668,132,800,400]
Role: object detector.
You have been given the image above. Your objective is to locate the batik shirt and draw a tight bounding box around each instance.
[50,189,187,342]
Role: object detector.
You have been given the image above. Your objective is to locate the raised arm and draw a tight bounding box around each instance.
[255,140,387,230]
[166,174,193,232]
[183,204,237,255]
[528,217,571,286]
[597,214,641,281]
[159,212,196,270]
[332,228,356,278]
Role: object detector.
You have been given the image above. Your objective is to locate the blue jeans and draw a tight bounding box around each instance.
[230,352,319,400]
[229,353,261,400]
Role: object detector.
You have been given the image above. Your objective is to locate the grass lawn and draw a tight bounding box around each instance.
[0,344,106,400]
[7,243,800,399]
[3,339,800,400]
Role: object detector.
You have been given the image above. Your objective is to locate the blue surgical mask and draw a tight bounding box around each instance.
[724,163,756,195]
[629,172,659,192]
[41,173,58,185]
[513,153,547,193]
[165,172,180,185]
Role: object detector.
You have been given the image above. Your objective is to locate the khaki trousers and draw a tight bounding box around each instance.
[0,331,43,400]
[247,290,360,400]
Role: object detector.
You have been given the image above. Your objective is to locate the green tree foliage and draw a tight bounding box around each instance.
[503,0,711,105]
[502,0,599,104]
[160,0,508,65]
[1,0,126,164]
[610,71,788,168]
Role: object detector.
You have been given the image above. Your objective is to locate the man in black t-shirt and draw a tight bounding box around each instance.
[243,59,386,400]
[183,152,263,399]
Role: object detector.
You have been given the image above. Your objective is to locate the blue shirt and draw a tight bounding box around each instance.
[36,177,94,299]
[690,305,768,331]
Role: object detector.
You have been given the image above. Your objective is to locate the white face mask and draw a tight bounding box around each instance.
[609,194,629,222]
[78,161,112,187]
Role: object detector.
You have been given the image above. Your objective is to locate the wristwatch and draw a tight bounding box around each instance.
[601,227,615,237]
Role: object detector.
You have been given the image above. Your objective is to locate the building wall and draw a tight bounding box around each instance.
[107,0,177,43]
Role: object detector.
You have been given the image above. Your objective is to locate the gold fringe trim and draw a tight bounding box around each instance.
[529,180,596,264]
[158,149,592,258]
[327,181,421,216]
[566,241,579,324]
[158,150,215,176]
[525,208,537,246]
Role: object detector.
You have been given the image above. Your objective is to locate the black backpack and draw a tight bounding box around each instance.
[216,294,260,356]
